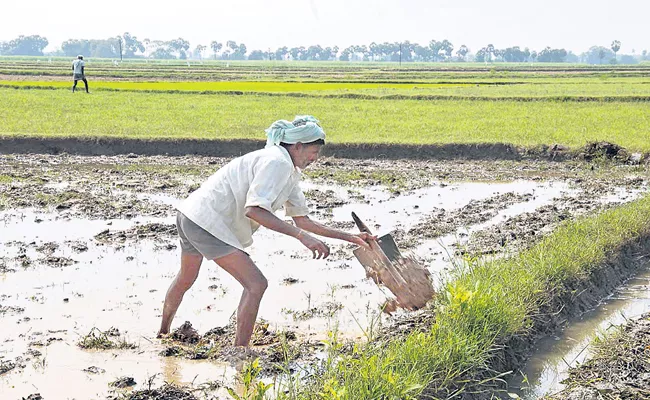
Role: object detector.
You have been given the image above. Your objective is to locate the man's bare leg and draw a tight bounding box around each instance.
[158,252,203,337]
[214,250,268,347]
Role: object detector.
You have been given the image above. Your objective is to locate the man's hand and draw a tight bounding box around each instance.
[345,232,377,250]
[298,232,330,259]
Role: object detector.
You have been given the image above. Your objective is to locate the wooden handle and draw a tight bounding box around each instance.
[351,212,373,234]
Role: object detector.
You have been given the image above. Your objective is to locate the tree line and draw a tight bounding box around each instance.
[1,34,647,65]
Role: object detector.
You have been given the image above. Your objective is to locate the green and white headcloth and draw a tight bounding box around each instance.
[265,115,325,148]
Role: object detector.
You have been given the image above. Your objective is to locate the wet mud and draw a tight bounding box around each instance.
[0,153,648,399]
[547,313,650,400]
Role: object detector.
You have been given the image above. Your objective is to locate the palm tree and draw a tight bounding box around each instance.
[611,40,621,61]
[456,45,469,61]
[486,44,495,62]
[210,41,222,60]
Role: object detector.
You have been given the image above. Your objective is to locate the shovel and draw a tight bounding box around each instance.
[351,212,435,313]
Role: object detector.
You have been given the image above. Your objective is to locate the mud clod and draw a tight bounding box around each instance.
[0,359,16,375]
[39,256,76,268]
[95,223,177,245]
[170,321,200,344]
[110,376,137,388]
[124,383,198,400]
[83,365,106,374]
[580,141,625,161]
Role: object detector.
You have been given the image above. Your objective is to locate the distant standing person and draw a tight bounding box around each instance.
[72,55,89,93]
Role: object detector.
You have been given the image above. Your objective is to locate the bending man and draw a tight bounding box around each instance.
[158,115,374,346]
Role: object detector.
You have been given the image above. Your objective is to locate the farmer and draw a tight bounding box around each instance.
[72,55,89,93]
[158,115,375,346]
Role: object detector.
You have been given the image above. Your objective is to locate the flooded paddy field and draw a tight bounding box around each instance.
[1,153,648,399]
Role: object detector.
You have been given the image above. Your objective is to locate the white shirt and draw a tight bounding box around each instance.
[177,145,309,250]
[72,59,85,74]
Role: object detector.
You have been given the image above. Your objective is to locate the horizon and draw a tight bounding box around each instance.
[2,0,648,55]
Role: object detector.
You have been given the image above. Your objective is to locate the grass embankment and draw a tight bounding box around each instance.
[292,195,650,399]
[2,88,650,151]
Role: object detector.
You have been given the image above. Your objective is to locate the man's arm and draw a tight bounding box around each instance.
[292,215,373,249]
[244,206,330,259]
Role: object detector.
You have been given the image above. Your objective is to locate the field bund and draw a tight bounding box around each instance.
[306,195,650,399]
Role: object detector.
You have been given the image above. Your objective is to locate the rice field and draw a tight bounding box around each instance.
[2,87,650,151]
[4,79,650,99]
[2,57,650,400]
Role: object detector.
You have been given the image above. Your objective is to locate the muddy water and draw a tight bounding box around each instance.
[0,178,639,399]
[509,265,650,399]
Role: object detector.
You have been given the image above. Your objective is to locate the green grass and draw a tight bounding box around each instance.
[0,80,468,92]
[4,79,650,99]
[290,194,650,399]
[2,88,650,151]
[3,57,649,82]
[77,327,137,350]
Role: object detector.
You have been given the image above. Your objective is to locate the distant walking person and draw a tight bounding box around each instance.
[72,55,89,93]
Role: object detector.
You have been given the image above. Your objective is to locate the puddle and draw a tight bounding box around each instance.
[0,178,641,399]
[508,264,650,399]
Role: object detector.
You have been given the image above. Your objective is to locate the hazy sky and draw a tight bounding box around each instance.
[2,0,648,54]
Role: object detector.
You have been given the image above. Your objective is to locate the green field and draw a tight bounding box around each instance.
[2,57,650,81]
[4,79,650,100]
[2,57,650,399]
[2,87,650,151]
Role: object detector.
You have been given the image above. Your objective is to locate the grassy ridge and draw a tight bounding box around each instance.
[2,88,650,151]
[3,80,650,98]
[298,194,650,399]
[0,80,467,92]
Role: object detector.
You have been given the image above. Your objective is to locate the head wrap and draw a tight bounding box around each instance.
[265,115,326,148]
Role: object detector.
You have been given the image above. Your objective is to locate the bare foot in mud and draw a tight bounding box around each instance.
[156,330,169,339]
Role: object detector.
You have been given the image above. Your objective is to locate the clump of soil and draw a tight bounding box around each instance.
[94,223,177,245]
[123,383,198,400]
[0,359,16,375]
[579,141,626,161]
[170,321,200,344]
[83,365,105,374]
[281,277,300,285]
[39,255,77,268]
[67,240,89,252]
[304,189,347,209]
[161,320,298,367]
[35,242,59,254]
[283,301,344,321]
[110,376,137,388]
[0,305,25,315]
[0,259,16,273]
[549,313,650,399]
[77,327,136,350]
